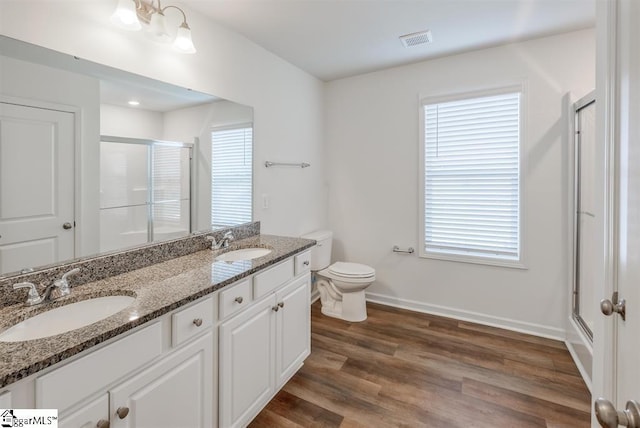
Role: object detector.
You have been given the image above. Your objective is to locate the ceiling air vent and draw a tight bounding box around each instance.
[399,30,433,48]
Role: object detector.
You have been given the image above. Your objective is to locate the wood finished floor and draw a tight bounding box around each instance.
[249,301,591,428]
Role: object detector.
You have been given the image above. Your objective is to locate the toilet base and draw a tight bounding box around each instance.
[319,289,367,322]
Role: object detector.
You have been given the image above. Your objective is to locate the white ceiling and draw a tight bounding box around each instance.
[183,0,595,81]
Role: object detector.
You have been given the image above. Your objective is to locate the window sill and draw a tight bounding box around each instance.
[418,250,528,270]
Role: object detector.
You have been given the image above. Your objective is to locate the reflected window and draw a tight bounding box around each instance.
[211,125,253,228]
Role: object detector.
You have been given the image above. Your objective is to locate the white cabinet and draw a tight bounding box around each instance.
[110,332,214,428]
[219,273,310,428]
[59,395,109,428]
[35,297,214,428]
[219,296,276,428]
[275,275,311,387]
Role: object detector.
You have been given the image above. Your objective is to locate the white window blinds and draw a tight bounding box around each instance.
[422,91,521,261]
[211,125,253,228]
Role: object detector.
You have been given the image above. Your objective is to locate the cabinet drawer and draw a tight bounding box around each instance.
[219,279,252,320]
[172,296,214,346]
[253,259,294,299]
[294,251,311,275]
[36,322,162,412]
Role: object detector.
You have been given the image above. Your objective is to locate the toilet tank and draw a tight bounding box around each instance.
[301,230,333,271]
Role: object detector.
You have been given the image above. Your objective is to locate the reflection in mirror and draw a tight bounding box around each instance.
[100,137,192,253]
[572,93,596,341]
[0,35,253,277]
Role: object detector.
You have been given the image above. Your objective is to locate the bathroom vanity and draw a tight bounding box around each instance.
[0,230,314,428]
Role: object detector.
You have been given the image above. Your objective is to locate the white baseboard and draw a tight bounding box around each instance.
[365,291,565,341]
[565,317,593,392]
[310,289,320,304]
[565,339,593,393]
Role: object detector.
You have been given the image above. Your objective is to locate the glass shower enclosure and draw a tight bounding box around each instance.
[99,136,192,253]
[573,92,596,340]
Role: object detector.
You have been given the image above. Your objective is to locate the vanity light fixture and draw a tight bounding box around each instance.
[111,0,197,54]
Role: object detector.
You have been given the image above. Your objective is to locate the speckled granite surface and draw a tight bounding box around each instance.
[0,222,260,308]
[0,234,315,388]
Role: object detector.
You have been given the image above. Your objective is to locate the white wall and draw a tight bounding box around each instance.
[0,0,326,237]
[100,104,164,140]
[325,29,595,337]
[163,100,254,231]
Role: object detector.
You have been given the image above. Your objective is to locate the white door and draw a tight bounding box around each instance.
[611,0,640,413]
[593,0,640,426]
[275,275,311,387]
[219,296,275,428]
[0,102,75,274]
[110,332,213,428]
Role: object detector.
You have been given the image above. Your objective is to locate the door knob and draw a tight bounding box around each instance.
[116,407,130,419]
[62,222,73,230]
[595,398,640,427]
[601,291,626,321]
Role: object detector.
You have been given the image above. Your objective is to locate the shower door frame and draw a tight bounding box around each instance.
[100,135,194,245]
[572,91,596,341]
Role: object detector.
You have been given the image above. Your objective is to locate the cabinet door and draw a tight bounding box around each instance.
[275,274,311,387]
[110,332,213,428]
[59,395,109,428]
[219,296,276,428]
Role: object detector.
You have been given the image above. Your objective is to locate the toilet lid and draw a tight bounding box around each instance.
[328,262,375,278]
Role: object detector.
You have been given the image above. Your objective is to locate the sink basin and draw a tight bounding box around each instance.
[215,247,272,262]
[0,296,135,342]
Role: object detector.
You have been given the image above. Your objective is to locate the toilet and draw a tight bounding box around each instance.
[302,230,375,322]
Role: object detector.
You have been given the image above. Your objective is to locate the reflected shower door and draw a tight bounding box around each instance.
[574,95,596,339]
[99,137,192,253]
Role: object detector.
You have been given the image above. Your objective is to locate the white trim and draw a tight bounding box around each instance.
[566,316,594,393]
[365,291,565,341]
[418,83,527,269]
[591,0,619,410]
[565,339,593,393]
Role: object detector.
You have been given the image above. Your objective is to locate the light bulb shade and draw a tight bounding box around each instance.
[173,24,196,54]
[111,0,141,31]
[147,12,172,43]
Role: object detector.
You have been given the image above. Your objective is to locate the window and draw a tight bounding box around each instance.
[420,88,522,266]
[211,125,253,228]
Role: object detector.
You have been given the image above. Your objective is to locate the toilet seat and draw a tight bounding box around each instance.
[328,262,375,279]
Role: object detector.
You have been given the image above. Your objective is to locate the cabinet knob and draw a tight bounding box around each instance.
[96,420,110,428]
[116,407,130,419]
[303,260,310,266]
[278,301,284,308]
[193,318,203,327]
[272,305,279,312]
[234,296,244,304]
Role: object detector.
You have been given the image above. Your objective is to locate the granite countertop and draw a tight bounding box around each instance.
[0,234,315,388]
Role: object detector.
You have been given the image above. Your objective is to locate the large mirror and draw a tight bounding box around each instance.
[0,35,253,277]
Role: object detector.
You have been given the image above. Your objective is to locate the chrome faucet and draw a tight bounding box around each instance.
[207,231,235,250]
[13,268,80,306]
